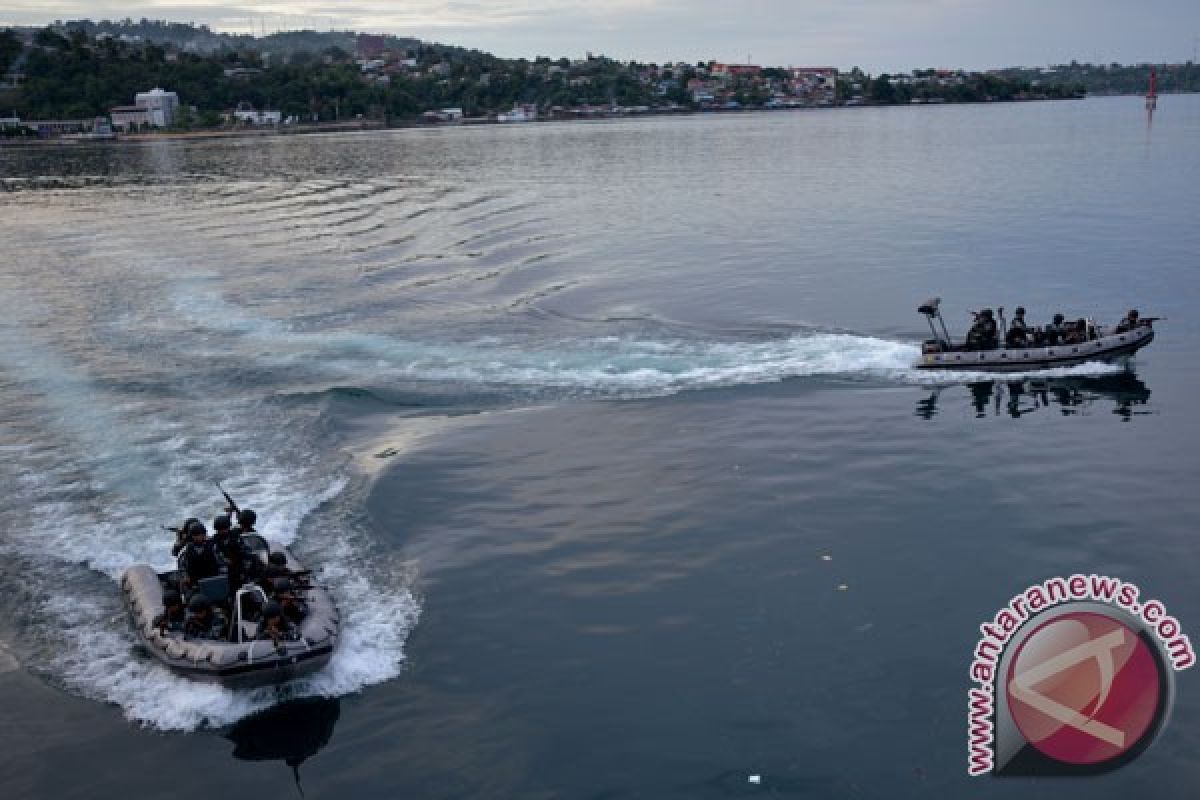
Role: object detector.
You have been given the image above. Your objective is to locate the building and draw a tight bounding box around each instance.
[496,104,537,123]
[134,88,180,127]
[421,108,464,123]
[232,108,283,126]
[712,63,763,82]
[108,106,152,130]
[789,68,838,103]
[22,119,92,135]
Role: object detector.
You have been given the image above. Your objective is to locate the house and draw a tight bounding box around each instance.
[789,67,838,103]
[232,108,283,126]
[22,119,92,135]
[109,105,152,130]
[712,63,762,83]
[496,104,538,123]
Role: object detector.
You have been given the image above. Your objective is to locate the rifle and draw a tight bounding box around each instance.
[216,482,240,515]
[163,524,186,554]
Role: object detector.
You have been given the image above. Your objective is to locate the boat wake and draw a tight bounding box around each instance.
[0,320,421,731]
[162,292,1128,397]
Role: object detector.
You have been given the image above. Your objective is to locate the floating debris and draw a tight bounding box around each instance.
[748,774,762,785]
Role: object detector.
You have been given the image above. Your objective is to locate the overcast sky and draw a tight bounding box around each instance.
[2,1,1198,72]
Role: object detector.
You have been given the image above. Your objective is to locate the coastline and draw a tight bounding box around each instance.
[0,93,1100,149]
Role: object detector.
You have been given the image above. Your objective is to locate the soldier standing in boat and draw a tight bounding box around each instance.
[966,309,999,350]
[212,513,251,601]
[178,522,220,593]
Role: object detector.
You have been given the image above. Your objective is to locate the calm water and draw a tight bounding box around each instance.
[2,96,1199,798]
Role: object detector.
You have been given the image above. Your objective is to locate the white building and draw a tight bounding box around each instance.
[496,104,538,123]
[232,109,283,126]
[134,88,180,127]
[109,105,152,131]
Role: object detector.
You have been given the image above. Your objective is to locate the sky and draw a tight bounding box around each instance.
[1,1,1198,73]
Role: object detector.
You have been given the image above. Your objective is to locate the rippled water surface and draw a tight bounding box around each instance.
[2,96,1200,798]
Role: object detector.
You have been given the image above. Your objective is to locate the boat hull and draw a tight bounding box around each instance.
[914,327,1154,372]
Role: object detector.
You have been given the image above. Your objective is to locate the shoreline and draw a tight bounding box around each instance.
[0,93,1103,149]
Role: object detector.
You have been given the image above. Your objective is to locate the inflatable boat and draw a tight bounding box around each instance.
[121,535,338,688]
[914,298,1156,372]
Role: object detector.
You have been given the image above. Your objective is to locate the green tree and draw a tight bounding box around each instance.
[869,73,896,104]
[0,29,22,73]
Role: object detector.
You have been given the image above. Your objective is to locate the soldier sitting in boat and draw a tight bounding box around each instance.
[256,602,297,649]
[1115,309,1142,333]
[183,594,228,640]
[1061,319,1090,344]
[153,590,187,635]
[271,578,308,626]
[1043,314,1067,345]
[260,551,312,589]
[966,309,999,350]
[1005,307,1033,348]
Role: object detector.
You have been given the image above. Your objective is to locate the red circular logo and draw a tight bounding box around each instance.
[1006,611,1162,765]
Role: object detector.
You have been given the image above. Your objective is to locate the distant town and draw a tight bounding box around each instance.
[1,19,1195,141]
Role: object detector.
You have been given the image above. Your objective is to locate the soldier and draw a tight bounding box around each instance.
[1006,307,1032,348]
[153,590,187,634]
[183,594,228,640]
[271,578,308,626]
[1115,309,1141,333]
[178,522,220,592]
[256,602,295,650]
[1044,313,1067,345]
[966,309,998,350]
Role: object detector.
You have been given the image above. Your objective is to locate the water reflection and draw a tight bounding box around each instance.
[915,373,1151,421]
[226,697,341,796]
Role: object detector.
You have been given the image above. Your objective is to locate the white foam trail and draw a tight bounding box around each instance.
[204,322,1127,394]
[159,288,1129,395]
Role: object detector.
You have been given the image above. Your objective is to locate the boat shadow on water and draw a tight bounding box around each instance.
[226,697,341,797]
[915,372,1152,421]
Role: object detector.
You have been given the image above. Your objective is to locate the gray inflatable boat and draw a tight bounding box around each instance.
[914,298,1156,372]
[121,535,338,689]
